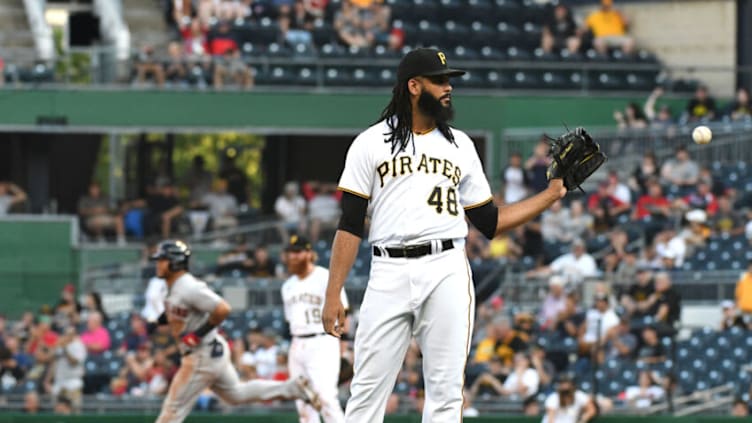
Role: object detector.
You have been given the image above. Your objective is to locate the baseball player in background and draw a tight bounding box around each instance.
[322,48,567,422]
[147,239,321,423]
[282,235,349,423]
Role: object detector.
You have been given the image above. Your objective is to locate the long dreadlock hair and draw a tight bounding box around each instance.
[377,81,457,155]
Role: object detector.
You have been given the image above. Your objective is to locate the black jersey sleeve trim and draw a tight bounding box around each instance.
[465,201,498,240]
[337,191,368,238]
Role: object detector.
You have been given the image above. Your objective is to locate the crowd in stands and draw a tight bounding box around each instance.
[613,85,752,131]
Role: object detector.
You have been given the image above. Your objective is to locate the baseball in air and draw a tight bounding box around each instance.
[692,125,712,144]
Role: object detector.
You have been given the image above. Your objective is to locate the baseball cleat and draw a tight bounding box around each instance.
[295,376,322,411]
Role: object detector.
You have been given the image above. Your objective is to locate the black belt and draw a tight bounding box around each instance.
[294,332,327,339]
[373,239,454,259]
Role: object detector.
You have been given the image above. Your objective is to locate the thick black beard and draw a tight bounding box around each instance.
[418,91,454,123]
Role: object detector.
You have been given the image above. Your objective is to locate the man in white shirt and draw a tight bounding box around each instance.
[529,238,598,282]
[46,326,87,413]
[582,293,620,347]
[503,153,527,204]
[275,181,307,239]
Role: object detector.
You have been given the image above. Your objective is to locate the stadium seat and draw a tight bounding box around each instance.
[452,45,480,61]
[533,48,560,62]
[442,21,471,49]
[506,46,531,61]
[351,67,378,87]
[469,22,496,48]
[293,66,320,86]
[465,0,494,24]
[413,0,440,23]
[494,0,523,25]
[266,43,292,58]
[454,70,486,88]
[479,45,506,61]
[319,43,347,58]
[520,22,542,50]
[386,0,413,20]
[312,22,336,46]
[323,67,352,86]
[495,22,522,48]
[266,66,294,85]
[485,69,511,88]
[411,20,443,47]
[593,72,626,91]
[438,0,464,22]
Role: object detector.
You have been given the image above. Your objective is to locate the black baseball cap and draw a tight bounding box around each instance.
[396,48,466,83]
[285,235,312,252]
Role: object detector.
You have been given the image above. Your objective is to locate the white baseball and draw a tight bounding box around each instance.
[692,125,712,144]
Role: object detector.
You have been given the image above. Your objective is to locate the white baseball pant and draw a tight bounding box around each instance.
[289,334,345,423]
[155,336,302,423]
[344,245,475,423]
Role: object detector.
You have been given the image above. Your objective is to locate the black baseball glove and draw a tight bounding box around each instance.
[546,127,607,192]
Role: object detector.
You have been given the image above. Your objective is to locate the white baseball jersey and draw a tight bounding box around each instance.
[338,119,492,245]
[164,273,222,354]
[282,266,349,336]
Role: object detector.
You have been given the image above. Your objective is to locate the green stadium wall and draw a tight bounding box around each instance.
[0,414,742,423]
[0,89,688,175]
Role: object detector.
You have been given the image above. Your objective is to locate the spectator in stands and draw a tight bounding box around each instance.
[530,343,556,393]
[541,200,570,243]
[219,152,250,206]
[633,180,670,222]
[675,181,718,216]
[552,293,585,340]
[636,326,665,364]
[251,245,279,277]
[0,343,26,388]
[654,227,686,269]
[28,313,59,375]
[201,178,239,230]
[213,47,254,90]
[613,103,648,130]
[182,155,214,207]
[604,317,637,360]
[135,45,166,87]
[502,152,527,205]
[80,292,108,324]
[3,335,32,375]
[660,145,699,188]
[0,181,27,215]
[486,227,522,262]
[541,4,580,55]
[646,272,681,335]
[44,325,86,413]
[731,398,750,417]
[181,18,209,57]
[284,0,317,45]
[275,181,307,239]
[473,316,528,367]
[588,180,630,232]
[53,283,81,333]
[23,391,40,414]
[525,139,552,194]
[624,370,665,409]
[164,41,189,87]
[251,328,280,379]
[580,293,620,359]
[723,87,752,121]
[124,342,170,397]
[334,0,372,48]
[543,374,596,423]
[607,170,631,205]
[561,200,593,242]
[602,229,629,274]
[682,84,717,123]
[529,238,598,282]
[13,311,36,345]
[78,182,126,245]
[643,88,675,130]
[735,260,752,315]
[209,21,240,56]
[720,300,745,331]
[582,0,635,56]
[629,152,660,195]
[539,276,568,329]
[365,0,392,46]
[125,180,184,238]
[79,312,111,355]
[215,241,255,274]
[308,183,341,243]
[119,314,149,355]
[621,266,654,319]
[498,353,540,399]
[680,209,711,253]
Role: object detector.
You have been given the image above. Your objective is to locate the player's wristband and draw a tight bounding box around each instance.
[337,192,368,238]
[194,321,217,338]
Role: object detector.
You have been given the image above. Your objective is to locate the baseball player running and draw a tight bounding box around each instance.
[282,235,349,423]
[321,48,575,423]
[148,239,321,423]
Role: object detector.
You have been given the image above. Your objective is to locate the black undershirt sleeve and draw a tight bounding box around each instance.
[465,201,498,240]
[337,191,368,238]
